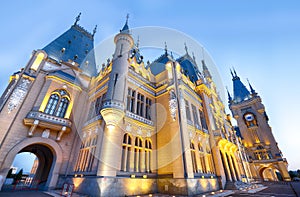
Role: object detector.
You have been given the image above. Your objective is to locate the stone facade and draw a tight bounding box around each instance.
[0,16,289,196]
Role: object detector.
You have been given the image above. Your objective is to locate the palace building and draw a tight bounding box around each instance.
[0,15,290,196]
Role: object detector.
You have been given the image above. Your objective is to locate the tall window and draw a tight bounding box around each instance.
[127,88,136,113]
[145,139,152,173]
[206,146,215,174]
[134,137,143,172]
[137,93,145,117]
[87,95,103,120]
[121,133,132,171]
[185,99,191,121]
[199,109,208,130]
[74,135,97,172]
[190,142,197,173]
[145,98,152,120]
[198,143,206,173]
[44,90,70,118]
[191,104,200,127]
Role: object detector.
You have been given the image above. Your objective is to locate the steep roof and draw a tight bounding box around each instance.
[148,51,173,75]
[231,71,251,103]
[176,53,202,83]
[42,24,97,77]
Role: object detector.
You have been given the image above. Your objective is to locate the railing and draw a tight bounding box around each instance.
[126,111,154,126]
[26,111,72,127]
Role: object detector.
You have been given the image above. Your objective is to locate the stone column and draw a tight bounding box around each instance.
[221,151,232,181]
[227,153,237,181]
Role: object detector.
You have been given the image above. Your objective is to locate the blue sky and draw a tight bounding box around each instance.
[1,1,300,170]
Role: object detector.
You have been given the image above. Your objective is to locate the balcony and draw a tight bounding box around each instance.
[24,111,72,141]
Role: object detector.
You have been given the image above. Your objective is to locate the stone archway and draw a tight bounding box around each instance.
[0,137,63,191]
[258,165,283,181]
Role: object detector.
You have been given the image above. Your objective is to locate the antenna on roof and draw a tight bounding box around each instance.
[74,12,81,25]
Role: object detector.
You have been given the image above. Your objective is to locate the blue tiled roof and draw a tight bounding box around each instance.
[177,54,202,83]
[148,52,173,75]
[42,24,97,77]
[232,75,251,103]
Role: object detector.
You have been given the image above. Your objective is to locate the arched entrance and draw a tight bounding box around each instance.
[259,166,283,181]
[21,144,53,189]
[0,137,63,191]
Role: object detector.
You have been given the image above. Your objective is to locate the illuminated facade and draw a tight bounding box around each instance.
[228,71,290,182]
[0,15,289,196]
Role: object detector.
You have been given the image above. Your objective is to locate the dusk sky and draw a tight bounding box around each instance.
[1,1,300,170]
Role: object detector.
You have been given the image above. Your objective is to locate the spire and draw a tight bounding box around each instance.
[202,59,212,79]
[120,14,130,34]
[231,69,251,103]
[74,12,81,26]
[247,78,257,95]
[92,25,97,37]
[184,42,188,54]
[164,41,168,54]
[230,68,234,78]
[226,86,233,103]
[136,36,140,49]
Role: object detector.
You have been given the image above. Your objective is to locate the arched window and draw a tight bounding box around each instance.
[121,133,132,171]
[134,137,143,172]
[44,90,70,118]
[198,143,206,173]
[145,139,152,173]
[206,146,215,174]
[44,94,59,115]
[190,142,197,173]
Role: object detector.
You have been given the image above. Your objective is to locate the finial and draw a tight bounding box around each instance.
[136,36,140,48]
[230,69,234,78]
[247,78,256,94]
[192,52,196,63]
[164,41,168,54]
[226,86,233,102]
[233,67,237,77]
[74,12,81,25]
[184,42,188,54]
[92,25,97,37]
[126,13,129,24]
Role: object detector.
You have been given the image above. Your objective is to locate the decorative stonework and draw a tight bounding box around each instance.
[169,89,177,121]
[42,129,50,138]
[7,78,31,113]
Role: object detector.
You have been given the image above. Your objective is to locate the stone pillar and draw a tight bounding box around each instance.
[231,154,242,181]
[278,162,291,181]
[227,153,237,181]
[221,151,232,181]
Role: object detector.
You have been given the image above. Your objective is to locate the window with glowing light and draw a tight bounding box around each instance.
[44,90,70,118]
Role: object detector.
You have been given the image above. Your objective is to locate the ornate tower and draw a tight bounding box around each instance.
[101,15,134,128]
[228,70,290,181]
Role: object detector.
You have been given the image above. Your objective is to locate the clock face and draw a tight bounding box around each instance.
[244,113,254,122]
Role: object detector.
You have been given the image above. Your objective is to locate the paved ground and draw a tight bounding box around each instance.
[230,182,299,197]
[0,190,51,197]
[0,182,299,197]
